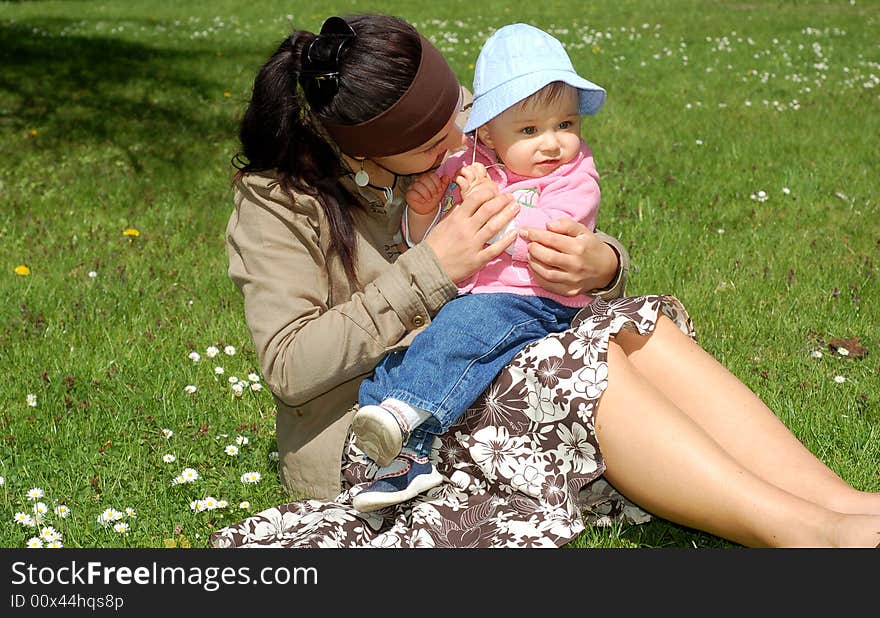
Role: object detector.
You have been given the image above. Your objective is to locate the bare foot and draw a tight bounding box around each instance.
[833,513,880,548]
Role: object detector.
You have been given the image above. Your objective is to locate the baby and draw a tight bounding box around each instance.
[352,23,607,513]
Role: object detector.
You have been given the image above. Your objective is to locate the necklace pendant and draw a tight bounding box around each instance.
[354,169,370,187]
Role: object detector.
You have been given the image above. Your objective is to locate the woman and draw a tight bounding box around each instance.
[211,14,880,548]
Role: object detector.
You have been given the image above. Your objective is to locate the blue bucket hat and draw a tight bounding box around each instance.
[463,23,606,134]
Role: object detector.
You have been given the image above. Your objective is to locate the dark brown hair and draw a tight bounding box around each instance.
[233,15,422,282]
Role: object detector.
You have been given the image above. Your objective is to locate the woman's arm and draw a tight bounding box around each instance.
[227,178,458,408]
[519,222,629,299]
[591,229,629,298]
[227,175,519,408]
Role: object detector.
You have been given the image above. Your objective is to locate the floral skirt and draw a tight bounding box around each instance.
[210,295,694,548]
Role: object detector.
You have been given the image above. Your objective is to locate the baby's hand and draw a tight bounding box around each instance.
[405,173,449,215]
[455,162,497,197]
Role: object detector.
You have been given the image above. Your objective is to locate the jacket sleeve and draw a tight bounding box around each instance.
[226,176,458,407]
[590,229,629,300]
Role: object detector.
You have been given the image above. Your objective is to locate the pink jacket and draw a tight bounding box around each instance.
[406,138,601,308]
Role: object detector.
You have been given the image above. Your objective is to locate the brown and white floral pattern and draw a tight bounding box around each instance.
[211,295,694,548]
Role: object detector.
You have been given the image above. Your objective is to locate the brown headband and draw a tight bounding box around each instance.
[322,35,460,158]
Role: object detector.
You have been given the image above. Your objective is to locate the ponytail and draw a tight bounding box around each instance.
[235,32,358,282]
[233,15,422,285]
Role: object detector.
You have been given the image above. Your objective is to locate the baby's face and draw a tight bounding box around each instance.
[481,85,581,178]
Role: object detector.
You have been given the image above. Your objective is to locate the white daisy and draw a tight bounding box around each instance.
[268,451,279,462]
[203,496,218,510]
[782,187,791,195]
[810,350,823,359]
[188,351,201,362]
[214,366,225,375]
[224,345,236,356]
[26,537,43,548]
[180,468,199,483]
[88,271,98,279]
[240,471,262,484]
[250,382,263,392]
[26,487,44,501]
[27,394,37,407]
[228,376,239,384]
[837,347,850,357]
[54,505,70,518]
[33,502,48,516]
[235,436,249,446]
[217,500,228,509]
[45,540,63,548]
[39,527,62,542]
[833,375,846,384]
[231,383,244,397]
[190,499,206,512]
[162,454,176,463]
[97,509,118,526]
[184,385,197,394]
[113,522,129,534]
[239,501,251,510]
[224,445,239,456]
[247,373,260,382]
[14,512,35,527]
[125,508,137,519]
[162,428,174,439]
[206,346,220,358]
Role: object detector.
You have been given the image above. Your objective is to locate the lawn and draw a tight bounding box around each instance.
[1,0,877,548]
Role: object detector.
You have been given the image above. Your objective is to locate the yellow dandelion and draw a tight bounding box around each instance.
[223,91,232,98]
[28,129,38,137]
[122,228,140,237]
[14,264,31,276]
[592,45,602,54]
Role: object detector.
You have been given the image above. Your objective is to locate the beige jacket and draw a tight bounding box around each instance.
[226,172,630,501]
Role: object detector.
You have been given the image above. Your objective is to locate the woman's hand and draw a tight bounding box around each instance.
[425,182,518,283]
[519,218,619,296]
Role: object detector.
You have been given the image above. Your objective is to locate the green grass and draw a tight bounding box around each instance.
[0,0,877,548]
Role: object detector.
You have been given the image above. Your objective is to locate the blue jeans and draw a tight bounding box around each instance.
[359,293,578,457]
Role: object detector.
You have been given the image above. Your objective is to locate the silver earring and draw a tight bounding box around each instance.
[354,160,370,187]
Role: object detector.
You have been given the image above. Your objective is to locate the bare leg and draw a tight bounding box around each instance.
[613,315,880,515]
[594,342,880,547]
